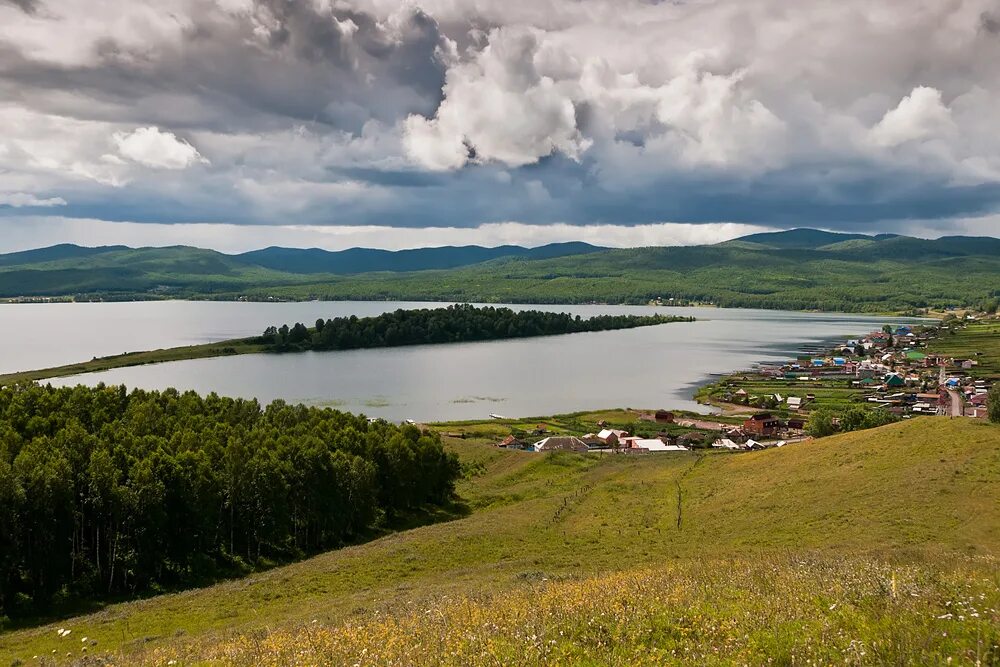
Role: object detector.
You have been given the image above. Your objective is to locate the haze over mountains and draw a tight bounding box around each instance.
[1,229,998,312]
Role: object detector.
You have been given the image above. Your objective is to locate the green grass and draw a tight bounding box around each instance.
[0,339,266,385]
[2,417,998,664]
[929,320,1000,380]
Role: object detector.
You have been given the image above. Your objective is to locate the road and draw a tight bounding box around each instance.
[947,389,964,417]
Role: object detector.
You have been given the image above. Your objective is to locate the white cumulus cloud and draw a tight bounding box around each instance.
[405,28,590,170]
[113,127,207,170]
[870,86,955,148]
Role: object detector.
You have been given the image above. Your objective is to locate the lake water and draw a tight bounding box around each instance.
[1,301,918,421]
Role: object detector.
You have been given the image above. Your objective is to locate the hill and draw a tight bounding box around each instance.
[726,228,879,249]
[2,417,997,664]
[237,241,604,274]
[0,243,126,268]
[0,231,999,312]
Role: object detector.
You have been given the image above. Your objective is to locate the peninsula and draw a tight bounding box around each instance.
[0,304,692,385]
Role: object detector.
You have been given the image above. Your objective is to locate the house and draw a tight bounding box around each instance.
[632,438,688,453]
[884,373,906,388]
[654,410,675,423]
[743,412,780,437]
[532,436,589,453]
[597,429,628,446]
[785,418,805,430]
[498,435,524,449]
[786,396,803,410]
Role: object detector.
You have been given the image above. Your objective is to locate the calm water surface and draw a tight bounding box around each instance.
[1,301,917,421]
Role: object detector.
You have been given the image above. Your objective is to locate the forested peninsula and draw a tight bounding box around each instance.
[0,305,692,385]
[261,304,691,352]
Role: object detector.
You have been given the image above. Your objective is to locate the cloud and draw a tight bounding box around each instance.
[113,127,206,169]
[405,27,589,169]
[0,0,999,242]
[870,87,954,148]
[0,216,776,253]
[0,192,66,207]
[2,0,38,14]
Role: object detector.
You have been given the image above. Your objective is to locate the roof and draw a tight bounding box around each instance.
[532,436,589,452]
[597,428,627,440]
[633,438,688,452]
[786,397,802,407]
[713,438,742,450]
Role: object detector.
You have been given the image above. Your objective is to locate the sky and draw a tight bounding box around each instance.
[1,0,999,253]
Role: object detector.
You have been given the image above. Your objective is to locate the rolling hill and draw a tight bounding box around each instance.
[0,230,998,312]
[1,417,997,665]
[237,241,604,274]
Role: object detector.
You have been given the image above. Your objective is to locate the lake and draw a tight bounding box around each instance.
[1,301,917,421]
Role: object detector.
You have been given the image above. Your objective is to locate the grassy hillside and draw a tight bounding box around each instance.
[1,231,999,312]
[2,417,997,664]
[929,320,1000,380]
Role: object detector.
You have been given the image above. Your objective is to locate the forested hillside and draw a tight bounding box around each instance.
[0,384,460,619]
[0,230,998,312]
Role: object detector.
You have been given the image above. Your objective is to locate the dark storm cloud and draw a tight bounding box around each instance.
[2,0,1000,242]
[0,1,449,132]
[2,0,37,14]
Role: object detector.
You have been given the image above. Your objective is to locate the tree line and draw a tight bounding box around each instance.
[259,304,691,351]
[0,383,459,620]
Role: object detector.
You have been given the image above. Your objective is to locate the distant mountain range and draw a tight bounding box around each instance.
[0,229,997,312]
[237,241,604,274]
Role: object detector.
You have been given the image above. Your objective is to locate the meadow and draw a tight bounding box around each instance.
[929,320,1000,380]
[2,417,998,665]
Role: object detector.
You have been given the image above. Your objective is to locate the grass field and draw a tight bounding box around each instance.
[0,339,265,386]
[929,320,1000,380]
[2,417,998,665]
[695,374,868,416]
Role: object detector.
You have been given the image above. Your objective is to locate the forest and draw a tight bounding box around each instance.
[3,233,998,314]
[0,384,460,620]
[259,304,691,351]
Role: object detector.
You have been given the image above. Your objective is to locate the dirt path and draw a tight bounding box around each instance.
[948,389,964,417]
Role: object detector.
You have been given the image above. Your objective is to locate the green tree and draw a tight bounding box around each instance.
[806,409,837,438]
[989,385,1000,424]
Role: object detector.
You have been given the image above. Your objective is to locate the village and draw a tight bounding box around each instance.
[486,317,997,455]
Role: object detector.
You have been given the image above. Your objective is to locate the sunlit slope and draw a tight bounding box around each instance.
[1,418,997,663]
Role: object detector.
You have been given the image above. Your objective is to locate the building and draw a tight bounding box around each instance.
[597,429,628,446]
[743,413,780,437]
[532,436,590,453]
[654,410,675,423]
[623,437,688,452]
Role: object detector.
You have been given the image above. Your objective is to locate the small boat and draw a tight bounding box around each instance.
[489,413,507,420]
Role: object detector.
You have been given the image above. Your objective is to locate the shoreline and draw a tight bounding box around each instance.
[0,308,690,386]
[0,295,938,319]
